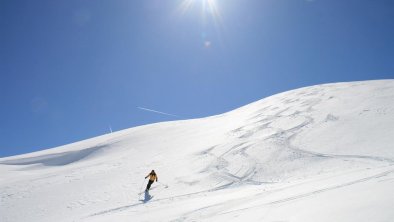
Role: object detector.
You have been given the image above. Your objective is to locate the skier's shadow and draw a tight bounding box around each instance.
[143,190,153,203]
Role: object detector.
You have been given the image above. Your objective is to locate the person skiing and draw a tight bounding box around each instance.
[145,170,158,191]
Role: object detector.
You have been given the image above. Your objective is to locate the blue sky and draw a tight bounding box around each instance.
[1,0,393,157]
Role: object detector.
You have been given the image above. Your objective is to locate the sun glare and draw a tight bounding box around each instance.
[178,0,223,48]
[179,0,221,22]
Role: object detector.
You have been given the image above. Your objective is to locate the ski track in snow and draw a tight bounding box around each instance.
[87,166,394,221]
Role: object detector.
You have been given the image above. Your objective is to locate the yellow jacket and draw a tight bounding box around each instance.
[146,173,158,181]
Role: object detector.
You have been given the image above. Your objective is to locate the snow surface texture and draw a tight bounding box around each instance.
[1,80,394,222]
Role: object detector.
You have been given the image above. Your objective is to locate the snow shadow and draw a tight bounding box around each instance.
[143,190,153,203]
[0,145,106,166]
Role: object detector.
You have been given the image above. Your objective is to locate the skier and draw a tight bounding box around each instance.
[145,170,158,191]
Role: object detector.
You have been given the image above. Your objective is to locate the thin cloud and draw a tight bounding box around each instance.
[137,107,180,117]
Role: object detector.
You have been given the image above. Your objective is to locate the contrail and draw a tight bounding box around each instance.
[137,107,179,117]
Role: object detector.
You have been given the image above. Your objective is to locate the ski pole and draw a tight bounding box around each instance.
[139,177,147,196]
[157,181,169,188]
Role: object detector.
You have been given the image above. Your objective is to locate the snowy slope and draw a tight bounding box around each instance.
[1,80,394,222]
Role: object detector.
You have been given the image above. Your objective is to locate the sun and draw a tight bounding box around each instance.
[179,0,221,22]
[178,0,223,48]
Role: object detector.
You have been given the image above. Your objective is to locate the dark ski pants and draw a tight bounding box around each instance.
[146,180,154,191]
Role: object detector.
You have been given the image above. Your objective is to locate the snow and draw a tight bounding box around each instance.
[1,80,394,222]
